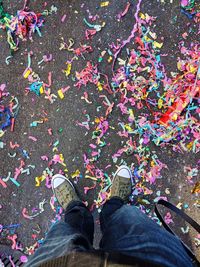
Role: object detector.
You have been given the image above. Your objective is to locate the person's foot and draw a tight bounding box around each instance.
[52,174,79,209]
[110,165,134,202]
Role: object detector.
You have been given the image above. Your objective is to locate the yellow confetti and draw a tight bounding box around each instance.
[150,160,155,167]
[52,147,58,152]
[177,62,182,71]
[109,126,115,130]
[95,117,101,123]
[186,142,193,150]
[128,109,135,121]
[125,124,133,132]
[176,203,182,209]
[172,113,178,121]
[158,98,163,109]
[108,56,112,63]
[35,176,45,187]
[143,35,151,42]
[191,182,200,194]
[188,65,196,73]
[0,130,5,138]
[97,82,103,91]
[58,89,64,99]
[71,169,80,178]
[119,81,128,89]
[23,69,31,79]
[39,86,44,94]
[100,1,109,7]
[141,92,149,100]
[63,63,72,77]
[139,13,152,21]
[139,12,145,19]
[153,41,163,49]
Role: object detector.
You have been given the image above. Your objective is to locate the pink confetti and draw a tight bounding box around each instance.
[43,54,53,62]
[9,141,20,149]
[0,178,7,188]
[85,29,97,40]
[28,136,37,142]
[22,208,32,219]
[48,128,53,135]
[117,2,131,20]
[164,212,173,225]
[84,184,96,194]
[7,234,17,249]
[61,14,67,23]
[181,0,189,7]
[89,144,97,149]
[41,155,49,161]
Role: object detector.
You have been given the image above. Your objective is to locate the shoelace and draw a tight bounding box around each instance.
[119,185,130,199]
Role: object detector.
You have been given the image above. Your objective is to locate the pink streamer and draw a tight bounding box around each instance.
[112,0,143,73]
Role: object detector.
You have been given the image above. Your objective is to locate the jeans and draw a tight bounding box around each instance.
[25,197,194,267]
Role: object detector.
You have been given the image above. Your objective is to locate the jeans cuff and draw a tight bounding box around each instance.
[65,200,86,213]
[64,200,94,244]
[109,196,124,205]
[100,197,124,232]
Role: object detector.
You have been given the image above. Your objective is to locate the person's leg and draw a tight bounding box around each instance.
[25,175,94,267]
[64,200,94,244]
[26,201,94,267]
[99,197,193,267]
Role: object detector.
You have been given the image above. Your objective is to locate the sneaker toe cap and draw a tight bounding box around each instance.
[52,175,66,188]
[117,166,131,178]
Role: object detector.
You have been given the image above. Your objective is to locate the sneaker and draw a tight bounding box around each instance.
[110,165,134,202]
[52,174,79,209]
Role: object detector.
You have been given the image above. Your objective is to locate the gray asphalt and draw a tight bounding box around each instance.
[0,0,199,260]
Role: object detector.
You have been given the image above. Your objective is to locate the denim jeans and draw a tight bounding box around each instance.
[25,197,194,267]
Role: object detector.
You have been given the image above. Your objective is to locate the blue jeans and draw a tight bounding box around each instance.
[26,197,194,267]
